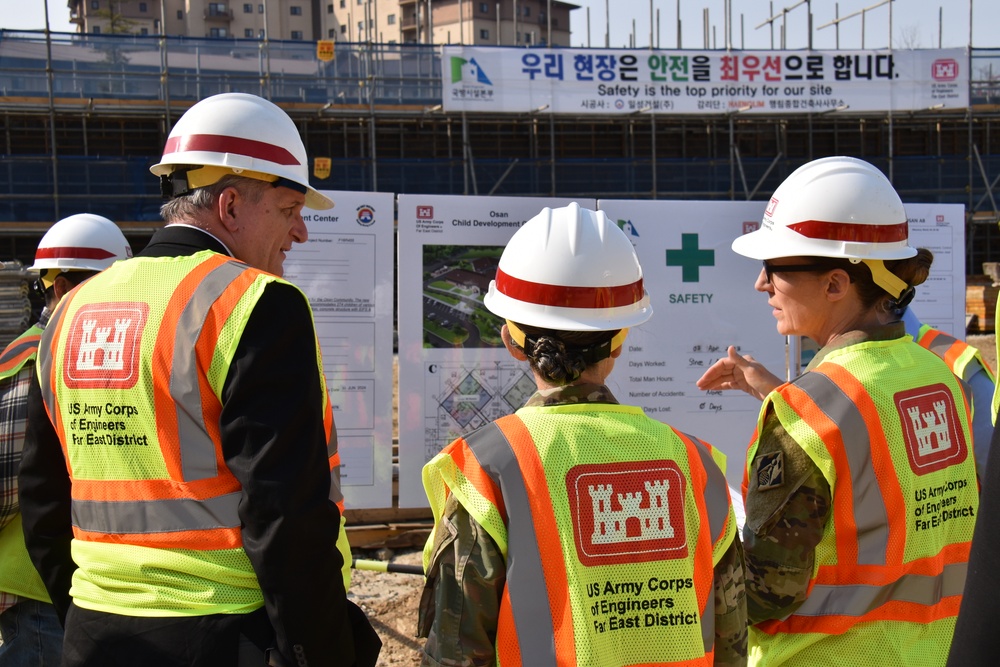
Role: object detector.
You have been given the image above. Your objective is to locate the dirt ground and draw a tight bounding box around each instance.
[357,335,998,667]
[349,548,425,666]
[968,334,997,375]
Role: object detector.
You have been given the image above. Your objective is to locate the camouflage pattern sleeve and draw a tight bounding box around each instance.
[417,493,506,667]
[743,408,832,625]
[712,534,748,667]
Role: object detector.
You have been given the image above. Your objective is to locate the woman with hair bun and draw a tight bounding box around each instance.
[418,202,748,667]
[698,156,978,667]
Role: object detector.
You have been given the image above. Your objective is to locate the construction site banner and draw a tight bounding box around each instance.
[441,46,968,115]
[284,191,396,509]
[395,197,965,501]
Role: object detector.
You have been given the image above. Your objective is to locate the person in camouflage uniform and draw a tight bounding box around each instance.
[418,203,748,667]
[697,157,978,667]
[418,386,750,666]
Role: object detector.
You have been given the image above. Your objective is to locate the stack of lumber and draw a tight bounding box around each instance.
[967,274,998,334]
[0,261,34,348]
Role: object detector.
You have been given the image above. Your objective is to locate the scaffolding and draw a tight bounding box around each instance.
[1,30,999,276]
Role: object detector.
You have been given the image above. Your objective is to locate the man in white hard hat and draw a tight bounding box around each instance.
[18,93,380,667]
[0,214,131,664]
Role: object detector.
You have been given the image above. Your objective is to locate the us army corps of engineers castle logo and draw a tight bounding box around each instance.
[566,461,687,566]
[64,303,149,389]
[895,383,968,475]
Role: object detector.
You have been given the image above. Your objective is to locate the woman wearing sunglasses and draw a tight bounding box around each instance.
[697,156,978,667]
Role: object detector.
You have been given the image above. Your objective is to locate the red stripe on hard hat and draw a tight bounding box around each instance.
[163,134,301,166]
[787,220,908,243]
[35,247,116,260]
[495,268,644,309]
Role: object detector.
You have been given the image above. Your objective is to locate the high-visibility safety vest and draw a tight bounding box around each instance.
[0,325,51,603]
[38,251,342,616]
[746,337,979,667]
[423,404,737,667]
[916,323,997,459]
[993,292,1000,424]
[916,324,996,386]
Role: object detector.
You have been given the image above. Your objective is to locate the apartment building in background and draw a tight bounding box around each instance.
[67,0,576,45]
[69,0,317,40]
[327,0,576,46]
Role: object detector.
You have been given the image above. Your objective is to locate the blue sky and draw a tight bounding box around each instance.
[2,0,998,50]
[568,0,999,50]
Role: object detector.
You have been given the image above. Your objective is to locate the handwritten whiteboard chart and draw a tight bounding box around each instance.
[285,191,396,509]
[597,199,786,483]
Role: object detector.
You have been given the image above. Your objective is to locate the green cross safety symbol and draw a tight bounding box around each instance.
[666,233,715,283]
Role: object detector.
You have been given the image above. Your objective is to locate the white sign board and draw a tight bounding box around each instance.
[442,47,968,115]
[396,194,594,507]
[904,204,967,334]
[284,191,395,509]
[396,196,967,500]
[597,200,787,483]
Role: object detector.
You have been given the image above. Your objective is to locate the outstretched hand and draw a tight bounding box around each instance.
[695,345,784,401]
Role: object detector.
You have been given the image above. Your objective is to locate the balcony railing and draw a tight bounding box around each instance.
[205,7,234,22]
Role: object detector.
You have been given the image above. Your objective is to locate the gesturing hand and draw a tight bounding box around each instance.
[695,345,784,401]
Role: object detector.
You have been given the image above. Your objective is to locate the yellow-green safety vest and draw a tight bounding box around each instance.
[747,337,977,667]
[39,251,344,616]
[0,325,51,603]
[424,404,736,666]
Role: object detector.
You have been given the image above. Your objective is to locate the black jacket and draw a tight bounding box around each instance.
[19,225,379,666]
[947,418,1000,667]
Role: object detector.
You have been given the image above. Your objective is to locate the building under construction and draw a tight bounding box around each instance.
[1,29,999,286]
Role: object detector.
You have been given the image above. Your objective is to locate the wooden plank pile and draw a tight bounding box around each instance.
[967,271,998,334]
[0,261,34,348]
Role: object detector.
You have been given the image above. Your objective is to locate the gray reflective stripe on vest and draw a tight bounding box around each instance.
[793,371,889,567]
[38,313,62,416]
[465,421,558,667]
[923,330,958,358]
[171,259,252,481]
[792,561,968,618]
[923,331,977,382]
[72,491,242,534]
[328,434,344,505]
[0,335,39,367]
[682,432,733,652]
[683,433,732,548]
[328,430,339,461]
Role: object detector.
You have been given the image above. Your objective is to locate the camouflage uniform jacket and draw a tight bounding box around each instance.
[743,323,909,624]
[418,383,748,666]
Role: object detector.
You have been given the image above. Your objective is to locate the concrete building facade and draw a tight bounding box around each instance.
[69,0,318,41]
[67,0,576,45]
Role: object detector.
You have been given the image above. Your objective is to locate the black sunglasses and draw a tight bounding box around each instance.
[762,260,835,284]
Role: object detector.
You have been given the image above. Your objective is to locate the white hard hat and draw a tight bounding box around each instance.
[484,202,652,331]
[150,92,333,210]
[29,213,133,273]
[732,156,916,262]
